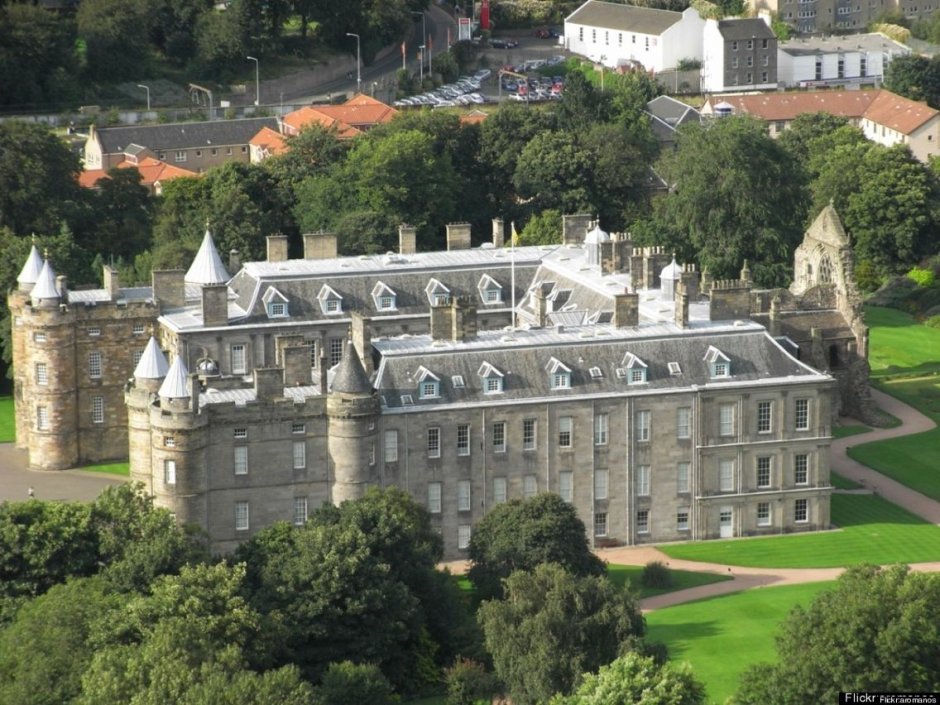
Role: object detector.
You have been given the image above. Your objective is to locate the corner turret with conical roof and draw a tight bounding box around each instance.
[30,260,61,306]
[327,339,379,504]
[17,246,44,291]
[186,228,231,285]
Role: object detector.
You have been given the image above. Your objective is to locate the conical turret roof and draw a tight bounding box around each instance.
[158,355,190,399]
[134,337,170,379]
[30,260,60,302]
[17,246,44,288]
[185,229,230,285]
[331,341,372,394]
[660,258,682,281]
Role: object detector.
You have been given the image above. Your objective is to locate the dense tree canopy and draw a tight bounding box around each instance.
[734,564,940,704]
[468,493,606,601]
[478,563,646,705]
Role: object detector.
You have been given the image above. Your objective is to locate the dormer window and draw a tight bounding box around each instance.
[622,352,648,384]
[668,362,682,376]
[589,367,603,379]
[372,282,397,311]
[425,278,451,306]
[262,287,289,318]
[546,357,572,390]
[415,366,441,399]
[317,285,343,315]
[478,362,504,394]
[704,346,732,378]
[478,274,503,305]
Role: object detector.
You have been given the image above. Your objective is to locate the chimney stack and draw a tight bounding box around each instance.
[152,270,186,310]
[266,234,288,262]
[675,282,689,329]
[350,312,373,376]
[613,290,639,328]
[446,222,472,250]
[229,249,241,272]
[254,367,284,401]
[709,280,752,320]
[103,265,120,300]
[283,344,311,386]
[201,283,228,327]
[492,218,505,248]
[561,213,592,245]
[399,224,416,255]
[303,232,337,260]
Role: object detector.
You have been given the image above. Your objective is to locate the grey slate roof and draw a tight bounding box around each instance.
[94,117,278,155]
[374,327,825,410]
[717,18,775,41]
[332,341,373,394]
[566,0,683,35]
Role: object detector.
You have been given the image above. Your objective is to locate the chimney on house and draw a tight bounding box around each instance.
[229,249,241,272]
[152,270,185,310]
[492,218,505,248]
[103,265,120,300]
[534,284,548,327]
[350,312,373,376]
[266,234,288,262]
[254,367,284,401]
[709,279,752,320]
[561,213,592,245]
[201,283,228,327]
[446,222,472,250]
[613,290,639,328]
[303,232,337,260]
[283,344,311,386]
[399,224,417,255]
[452,297,477,341]
[675,281,690,329]
[679,263,700,301]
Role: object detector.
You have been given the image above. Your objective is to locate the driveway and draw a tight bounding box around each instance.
[0,443,125,504]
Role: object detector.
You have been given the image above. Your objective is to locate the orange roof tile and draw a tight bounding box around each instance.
[250,126,288,156]
[460,109,489,125]
[707,90,882,121]
[78,157,196,190]
[281,107,362,139]
[862,89,939,135]
[79,169,108,188]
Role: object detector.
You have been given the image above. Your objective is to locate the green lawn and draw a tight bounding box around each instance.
[606,564,732,598]
[866,306,940,377]
[0,396,13,443]
[829,472,861,490]
[659,493,940,568]
[832,424,871,439]
[646,582,834,704]
[77,461,129,476]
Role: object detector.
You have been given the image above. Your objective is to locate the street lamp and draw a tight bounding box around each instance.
[412,11,428,73]
[246,56,260,106]
[346,33,361,95]
[137,84,150,111]
[371,81,378,97]
[419,45,425,83]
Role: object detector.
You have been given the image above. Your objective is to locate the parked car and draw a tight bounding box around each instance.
[490,38,507,49]
[474,69,492,81]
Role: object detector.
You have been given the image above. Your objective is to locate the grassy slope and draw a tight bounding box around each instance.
[660,493,940,568]
[0,396,13,443]
[606,564,732,598]
[865,306,940,377]
[646,582,833,704]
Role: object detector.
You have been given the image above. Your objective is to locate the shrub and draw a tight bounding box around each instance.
[641,561,673,589]
[907,267,936,287]
[926,315,940,329]
[444,657,497,705]
[855,259,885,292]
[315,661,396,705]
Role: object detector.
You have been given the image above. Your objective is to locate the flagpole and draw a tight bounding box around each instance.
[510,222,516,330]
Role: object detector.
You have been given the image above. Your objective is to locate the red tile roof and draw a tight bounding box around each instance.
[78,157,197,190]
[250,126,288,156]
[862,89,939,134]
[282,94,397,138]
[281,107,362,139]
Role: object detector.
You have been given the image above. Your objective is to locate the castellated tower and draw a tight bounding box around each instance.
[327,340,378,504]
[125,337,170,493]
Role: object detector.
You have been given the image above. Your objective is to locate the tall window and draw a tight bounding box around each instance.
[757,501,771,526]
[523,474,537,498]
[35,363,48,386]
[234,447,248,475]
[558,416,573,448]
[231,344,246,374]
[757,456,772,488]
[292,441,306,469]
[235,501,249,531]
[427,427,441,458]
[493,477,507,504]
[795,398,810,431]
[458,480,471,511]
[458,525,471,550]
[329,338,344,367]
[595,512,608,537]
[92,395,104,424]
[384,430,398,462]
[677,407,691,439]
[428,482,442,513]
[457,424,470,456]
[164,459,176,485]
[293,497,308,526]
[794,498,808,523]
[637,465,650,497]
[719,459,735,492]
[559,471,573,502]
[523,419,537,451]
[635,410,651,442]
[677,508,690,531]
[594,414,608,446]
[636,509,650,534]
[594,468,609,500]
[36,406,49,431]
[794,454,809,485]
[677,462,690,494]
[88,351,102,379]
[757,401,773,433]
[492,421,506,453]
[719,404,735,437]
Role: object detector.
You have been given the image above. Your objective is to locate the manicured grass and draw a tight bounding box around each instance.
[829,472,861,490]
[847,376,940,502]
[77,461,129,476]
[646,582,834,704]
[832,424,871,439]
[865,306,940,378]
[0,396,13,443]
[659,493,940,568]
[606,564,732,598]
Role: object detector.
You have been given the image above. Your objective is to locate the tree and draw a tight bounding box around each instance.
[655,116,809,286]
[555,70,614,129]
[468,493,605,601]
[315,661,396,705]
[87,167,154,260]
[514,130,594,216]
[519,209,563,246]
[549,652,706,705]
[194,5,249,81]
[777,112,851,166]
[478,563,646,705]
[884,54,940,108]
[0,121,83,237]
[734,564,940,705]
[76,0,151,82]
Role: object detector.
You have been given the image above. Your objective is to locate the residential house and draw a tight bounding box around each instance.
[249,126,288,164]
[860,89,940,161]
[702,17,778,93]
[281,94,397,138]
[564,0,706,72]
[750,0,938,32]
[777,33,911,88]
[645,95,701,149]
[78,148,197,195]
[83,117,278,173]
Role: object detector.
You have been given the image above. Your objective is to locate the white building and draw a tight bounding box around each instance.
[777,33,911,88]
[564,0,705,72]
